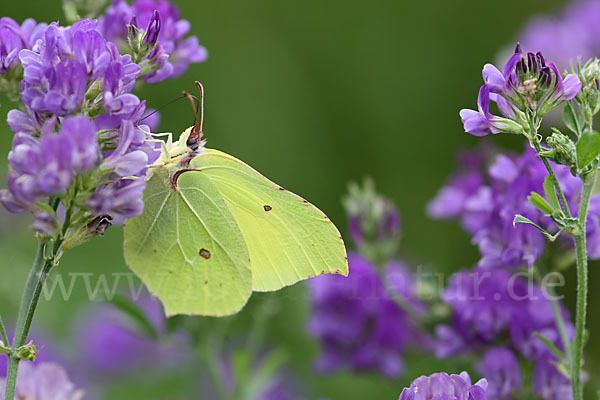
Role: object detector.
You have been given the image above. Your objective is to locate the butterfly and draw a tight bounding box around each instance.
[123,82,348,316]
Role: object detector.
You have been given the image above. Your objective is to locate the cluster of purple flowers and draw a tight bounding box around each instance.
[307,252,423,377]
[435,268,574,399]
[427,143,592,399]
[438,267,572,356]
[0,0,206,236]
[516,0,600,69]
[398,371,488,400]
[428,144,600,268]
[460,44,581,137]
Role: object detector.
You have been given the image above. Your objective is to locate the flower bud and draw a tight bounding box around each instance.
[14,341,37,362]
[576,58,600,118]
[142,10,161,48]
[489,116,526,135]
[543,129,577,168]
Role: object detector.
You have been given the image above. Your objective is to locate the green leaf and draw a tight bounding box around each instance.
[563,101,581,136]
[124,148,348,316]
[543,176,561,211]
[576,129,600,170]
[534,332,565,360]
[528,192,554,215]
[107,294,160,340]
[513,214,563,242]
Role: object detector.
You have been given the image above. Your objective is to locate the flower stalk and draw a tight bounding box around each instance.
[571,165,596,400]
[3,196,76,399]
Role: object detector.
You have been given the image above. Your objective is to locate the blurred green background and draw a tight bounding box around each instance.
[1,0,599,398]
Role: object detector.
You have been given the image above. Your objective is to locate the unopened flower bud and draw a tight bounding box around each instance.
[142,10,161,48]
[15,341,37,362]
[543,129,577,168]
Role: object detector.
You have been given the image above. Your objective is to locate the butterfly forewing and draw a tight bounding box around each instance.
[190,149,349,292]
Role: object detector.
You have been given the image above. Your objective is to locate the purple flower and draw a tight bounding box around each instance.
[72,297,184,376]
[436,268,520,356]
[6,116,101,201]
[0,363,84,400]
[6,106,44,135]
[533,355,574,400]
[476,347,521,400]
[398,371,488,400]
[437,267,572,361]
[307,252,421,378]
[428,143,600,268]
[60,116,100,172]
[0,18,27,74]
[462,44,581,132]
[508,284,574,361]
[0,17,46,75]
[86,178,146,221]
[459,85,520,137]
[142,10,161,47]
[71,28,112,80]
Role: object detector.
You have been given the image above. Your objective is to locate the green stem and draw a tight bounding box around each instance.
[572,167,597,400]
[4,239,50,400]
[4,196,73,400]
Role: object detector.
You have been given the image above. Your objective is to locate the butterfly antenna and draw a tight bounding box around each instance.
[140,94,188,122]
[195,81,204,135]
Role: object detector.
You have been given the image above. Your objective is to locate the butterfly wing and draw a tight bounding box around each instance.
[190,149,348,292]
[123,167,252,316]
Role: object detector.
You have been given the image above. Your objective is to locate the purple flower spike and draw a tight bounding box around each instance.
[307,253,422,378]
[428,143,600,268]
[437,267,572,361]
[477,347,521,399]
[398,371,488,400]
